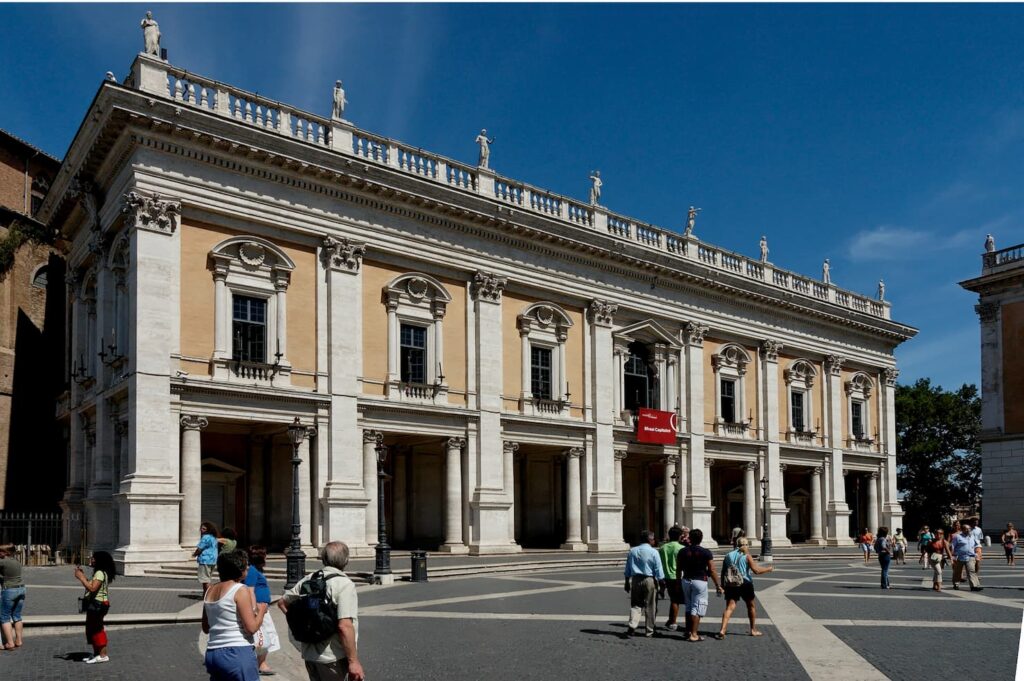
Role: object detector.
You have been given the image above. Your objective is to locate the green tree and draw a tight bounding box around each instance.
[896,378,981,533]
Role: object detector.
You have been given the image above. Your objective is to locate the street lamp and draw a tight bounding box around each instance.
[284,417,308,589]
[760,475,773,563]
[373,440,392,583]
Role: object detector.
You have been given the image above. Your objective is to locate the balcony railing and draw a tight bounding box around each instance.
[983,243,1024,270]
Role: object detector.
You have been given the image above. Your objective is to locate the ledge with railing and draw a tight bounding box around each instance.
[982,243,1024,271]
[128,54,893,321]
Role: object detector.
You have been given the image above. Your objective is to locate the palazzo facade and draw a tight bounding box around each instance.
[41,52,917,574]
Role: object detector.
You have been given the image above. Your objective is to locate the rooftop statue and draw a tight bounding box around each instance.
[985,234,995,253]
[141,11,161,57]
[476,129,493,169]
[332,80,348,121]
[877,279,885,301]
[822,258,831,285]
[759,235,769,263]
[589,171,602,205]
[684,206,701,237]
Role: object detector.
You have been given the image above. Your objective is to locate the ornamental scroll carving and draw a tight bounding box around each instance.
[683,321,709,347]
[321,235,366,272]
[883,367,899,387]
[472,271,507,302]
[759,339,783,362]
[825,354,845,376]
[122,191,181,235]
[588,300,618,327]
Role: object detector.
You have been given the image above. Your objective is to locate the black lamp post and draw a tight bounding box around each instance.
[760,475,773,562]
[373,440,392,582]
[284,417,308,589]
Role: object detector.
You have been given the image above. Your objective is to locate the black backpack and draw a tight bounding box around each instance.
[285,570,341,643]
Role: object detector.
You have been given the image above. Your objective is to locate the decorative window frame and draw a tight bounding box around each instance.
[384,273,451,404]
[611,320,680,423]
[208,236,295,386]
[517,302,573,417]
[844,371,874,449]
[784,359,818,444]
[711,344,751,437]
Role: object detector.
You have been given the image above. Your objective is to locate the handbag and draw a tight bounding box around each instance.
[722,554,744,587]
[928,552,942,564]
[78,591,105,613]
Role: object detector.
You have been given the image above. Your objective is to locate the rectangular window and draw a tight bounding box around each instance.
[791,390,805,432]
[851,400,865,439]
[530,345,552,400]
[720,378,736,423]
[400,324,427,384]
[232,295,267,362]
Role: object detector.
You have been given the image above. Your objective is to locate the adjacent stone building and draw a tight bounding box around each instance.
[0,128,63,511]
[960,240,1024,536]
[39,48,917,574]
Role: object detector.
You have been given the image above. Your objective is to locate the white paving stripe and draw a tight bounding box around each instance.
[816,618,1021,629]
[361,581,598,613]
[789,592,959,600]
[1016,610,1024,681]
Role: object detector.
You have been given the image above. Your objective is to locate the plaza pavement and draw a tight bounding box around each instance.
[2,555,1021,680]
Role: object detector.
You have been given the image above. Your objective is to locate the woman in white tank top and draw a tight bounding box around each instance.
[201,550,264,681]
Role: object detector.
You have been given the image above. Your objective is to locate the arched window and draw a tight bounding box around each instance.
[845,372,874,448]
[712,344,751,437]
[518,302,573,415]
[384,273,452,402]
[31,265,48,288]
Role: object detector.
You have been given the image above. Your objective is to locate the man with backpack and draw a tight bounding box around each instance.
[278,542,364,681]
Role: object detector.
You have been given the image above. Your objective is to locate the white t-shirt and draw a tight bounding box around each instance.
[282,566,358,664]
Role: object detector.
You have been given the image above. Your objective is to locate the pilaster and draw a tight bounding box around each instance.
[682,321,712,533]
[824,354,852,545]
[760,339,789,546]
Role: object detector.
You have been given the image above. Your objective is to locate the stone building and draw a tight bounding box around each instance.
[0,128,63,511]
[960,240,1024,536]
[38,50,916,574]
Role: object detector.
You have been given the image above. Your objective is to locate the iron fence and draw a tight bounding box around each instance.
[0,511,82,565]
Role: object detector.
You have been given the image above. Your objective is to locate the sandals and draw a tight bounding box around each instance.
[713,633,726,640]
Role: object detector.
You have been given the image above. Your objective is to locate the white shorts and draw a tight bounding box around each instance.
[683,578,709,617]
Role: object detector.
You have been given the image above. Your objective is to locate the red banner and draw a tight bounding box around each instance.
[635,408,678,444]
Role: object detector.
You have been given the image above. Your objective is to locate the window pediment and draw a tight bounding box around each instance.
[614,319,679,348]
[711,344,751,374]
[845,372,873,398]
[784,359,817,388]
[518,302,573,337]
[209,236,295,275]
[384,273,452,317]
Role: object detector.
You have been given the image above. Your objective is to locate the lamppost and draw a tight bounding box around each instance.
[284,417,308,589]
[373,439,392,583]
[760,475,773,563]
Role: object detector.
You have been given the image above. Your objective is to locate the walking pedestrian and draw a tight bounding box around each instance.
[194,522,220,596]
[951,521,983,591]
[0,544,25,650]
[917,525,933,568]
[893,528,908,565]
[245,545,280,675]
[219,527,238,554]
[1001,522,1018,566]
[74,550,115,664]
[874,527,895,589]
[715,537,773,639]
[969,517,985,575]
[858,527,874,565]
[279,542,365,681]
[678,529,723,643]
[202,550,264,681]
[622,530,665,638]
[658,526,685,631]
[927,529,953,591]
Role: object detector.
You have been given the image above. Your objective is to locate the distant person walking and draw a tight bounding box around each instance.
[0,544,25,650]
[927,529,953,592]
[194,522,220,596]
[715,537,773,639]
[1001,523,1018,566]
[951,521,982,591]
[202,550,264,681]
[917,525,933,568]
[858,528,874,565]
[245,546,280,675]
[74,551,115,664]
[893,528,908,565]
[969,517,985,574]
[658,526,685,631]
[623,530,665,638]
[874,527,895,589]
[279,542,364,681]
[678,529,722,643]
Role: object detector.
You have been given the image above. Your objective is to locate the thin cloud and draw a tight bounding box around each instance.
[847,225,982,262]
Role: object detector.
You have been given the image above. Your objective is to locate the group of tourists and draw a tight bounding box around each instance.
[623,524,774,641]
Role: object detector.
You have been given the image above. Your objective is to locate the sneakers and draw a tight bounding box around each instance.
[952,583,959,590]
[666,623,679,631]
[85,655,110,664]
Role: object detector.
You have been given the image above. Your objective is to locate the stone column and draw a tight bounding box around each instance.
[503,441,518,546]
[704,458,715,517]
[880,367,903,530]
[824,355,851,545]
[179,415,208,545]
[519,323,532,402]
[661,455,677,534]
[866,472,879,533]
[562,448,585,550]
[809,466,824,544]
[213,267,228,358]
[683,322,712,533]
[274,274,289,362]
[297,431,314,549]
[743,462,757,538]
[440,438,468,553]
[614,450,626,501]
[760,339,789,546]
[362,430,382,547]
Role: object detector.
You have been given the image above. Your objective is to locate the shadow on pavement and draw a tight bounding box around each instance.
[55,652,93,661]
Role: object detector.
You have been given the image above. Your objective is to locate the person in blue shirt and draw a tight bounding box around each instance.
[245,545,280,675]
[623,530,665,637]
[192,521,220,596]
[951,521,982,591]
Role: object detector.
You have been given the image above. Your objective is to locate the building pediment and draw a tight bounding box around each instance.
[614,319,679,348]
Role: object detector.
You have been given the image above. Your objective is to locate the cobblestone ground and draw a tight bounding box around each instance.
[2,558,1020,680]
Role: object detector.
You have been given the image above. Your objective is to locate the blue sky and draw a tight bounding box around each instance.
[3,3,1022,391]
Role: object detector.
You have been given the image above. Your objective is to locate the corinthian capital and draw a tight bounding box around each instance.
[975,302,1000,323]
[321,235,366,272]
[122,191,181,235]
[825,354,845,376]
[588,299,618,327]
[683,321,709,347]
[180,414,209,431]
[760,339,783,362]
[883,366,899,387]
[471,270,507,303]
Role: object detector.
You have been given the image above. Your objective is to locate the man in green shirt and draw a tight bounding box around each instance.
[658,526,686,630]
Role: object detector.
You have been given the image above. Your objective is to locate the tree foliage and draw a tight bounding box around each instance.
[896,378,981,532]
[0,215,57,278]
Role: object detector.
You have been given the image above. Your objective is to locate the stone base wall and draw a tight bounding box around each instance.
[981,437,1024,535]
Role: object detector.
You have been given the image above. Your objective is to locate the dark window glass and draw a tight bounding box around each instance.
[791,390,805,432]
[720,379,736,423]
[400,324,427,384]
[624,342,658,411]
[851,400,864,439]
[232,295,267,362]
[530,346,552,400]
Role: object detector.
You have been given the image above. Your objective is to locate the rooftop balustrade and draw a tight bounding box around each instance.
[983,243,1024,271]
[132,54,892,320]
